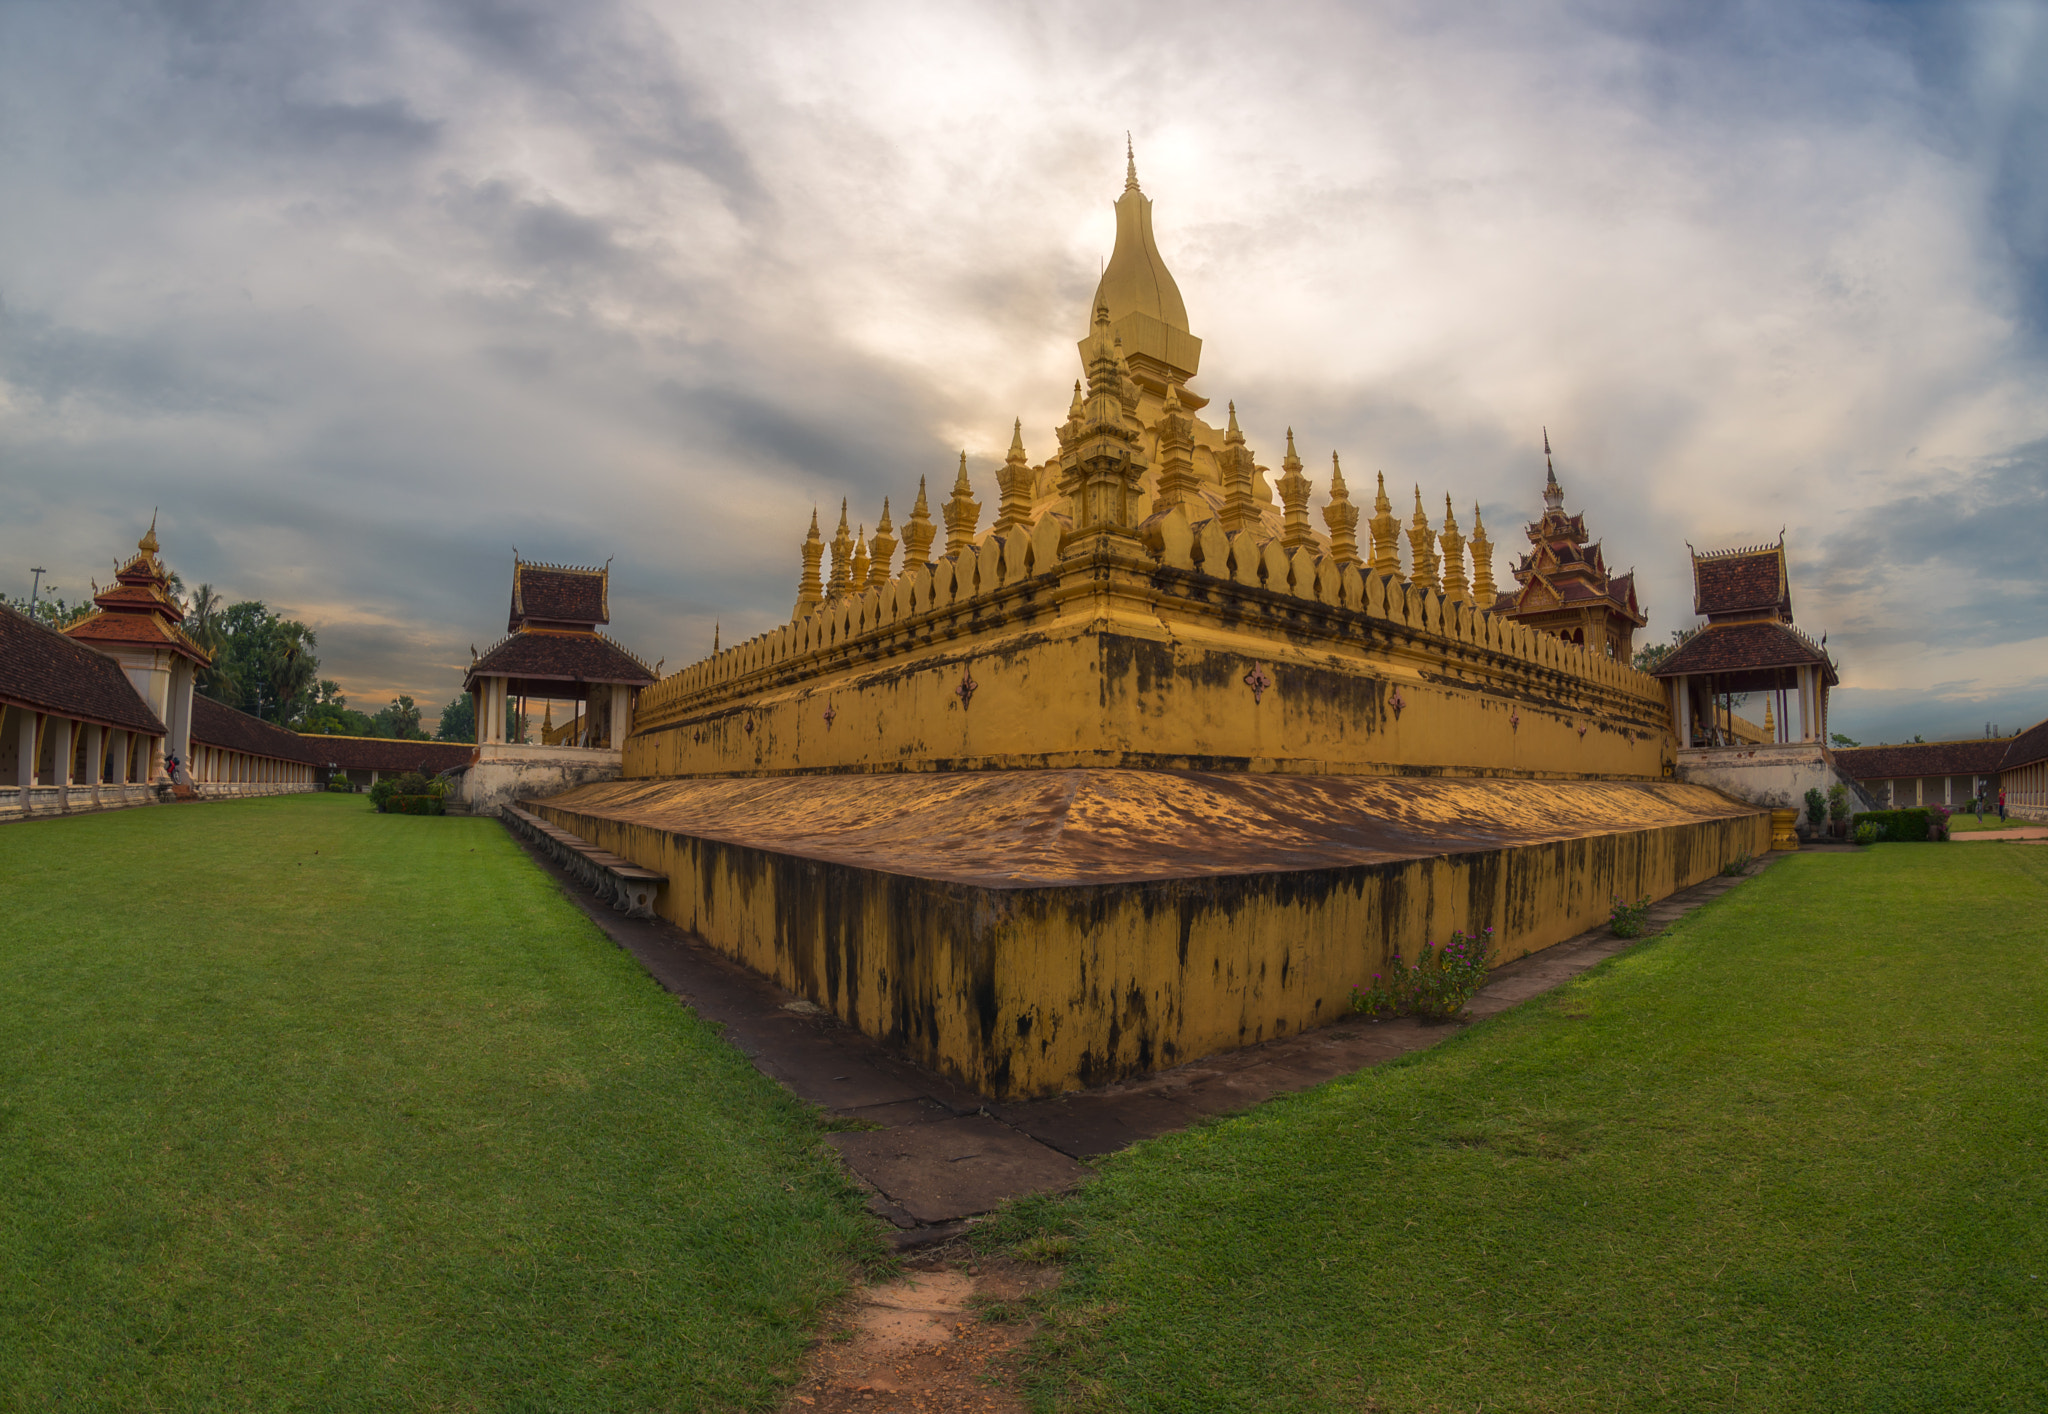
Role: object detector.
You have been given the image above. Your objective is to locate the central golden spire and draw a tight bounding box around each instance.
[1082,139,1201,387]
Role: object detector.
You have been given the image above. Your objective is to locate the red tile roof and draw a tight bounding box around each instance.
[191,694,321,762]
[466,630,655,690]
[0,603,166,734]
[297,735,475,774]
[1833,739,2010,781]
[2000,715,2048,772]
[510,561,608,632]
[1692,543,1789,620]
[1652,621,1836,681]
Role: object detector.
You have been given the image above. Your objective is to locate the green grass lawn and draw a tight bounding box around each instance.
[999,843,2048,1413]
[0,794,876,1412]
[1947,811,2037,832]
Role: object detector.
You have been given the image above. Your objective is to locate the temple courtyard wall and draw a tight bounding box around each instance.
[535,772,1765,1099]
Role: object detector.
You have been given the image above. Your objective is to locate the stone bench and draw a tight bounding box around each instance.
[501,804,666,918]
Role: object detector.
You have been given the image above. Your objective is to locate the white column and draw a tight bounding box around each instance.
[110,730,129,787]
[610,687,631,751]
[1674,677,1692,749]
[51,717,74,810]
[85,724,105,806]
[13,709,35,810]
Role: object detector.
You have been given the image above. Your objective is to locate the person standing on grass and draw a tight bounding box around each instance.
[1998,788,2007,823]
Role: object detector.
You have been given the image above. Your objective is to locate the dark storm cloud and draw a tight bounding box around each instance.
[2,0,2046,722]
[1816,435,2048,649]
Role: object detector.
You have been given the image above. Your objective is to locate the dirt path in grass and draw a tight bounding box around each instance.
[785,1251,1055,1413]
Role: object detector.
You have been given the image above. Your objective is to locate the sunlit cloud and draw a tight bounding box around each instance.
[1,0,2043,739]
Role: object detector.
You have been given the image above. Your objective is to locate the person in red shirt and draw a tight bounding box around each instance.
[1998,788,2008,823]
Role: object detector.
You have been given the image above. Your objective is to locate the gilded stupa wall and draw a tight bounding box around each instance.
[531,150,1765,1099]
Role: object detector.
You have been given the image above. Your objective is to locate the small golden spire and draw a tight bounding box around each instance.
[138,509,159,556]
[1322,451,1360,566]
[1469,502,1496,607]
[942,451,981,557]
[1276,428,1315,550]
[795,506,824,618]
[1226,400,1243,443]
[995,418,1035,535]
[851,523,870,587]
[1543,427,1564,512]
[1126,131,1138,191]
[868,499,896,589]
[1763,696,1777,740]
[713,621,721,653]
[1368,471,1400,575]
[827,498,854,598]
[1439,493,1469,606]
[1407,485,1439,591]
[903,475,937,566]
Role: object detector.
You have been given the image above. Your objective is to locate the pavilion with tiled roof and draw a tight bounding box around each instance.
[1494,433,1647,660]
[1651,536,1838,748]
[2,600,168,816]
[1997,715,2048,820]
[62,515,213,775]
[458,557,656,813]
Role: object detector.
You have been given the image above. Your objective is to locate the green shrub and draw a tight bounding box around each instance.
[1827,782,1851,824]
[384,795,445,816]
[1851,808,1938,842]
[1853,821,1884,845]
[1722,853,1754,876]
[1349,928,1493,1021]
[325,780,352,793]
[1609,894,1654,938]
[1805,787,1828,829]
[370,771,445,813]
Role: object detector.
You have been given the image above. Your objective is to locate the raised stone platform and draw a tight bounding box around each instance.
[534,771,1766,1098]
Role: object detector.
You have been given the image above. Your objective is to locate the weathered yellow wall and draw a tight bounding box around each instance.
[535,792,1766,1098]
[625,555,1676,784]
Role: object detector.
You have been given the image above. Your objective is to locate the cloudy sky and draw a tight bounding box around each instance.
[3,0,2045,744]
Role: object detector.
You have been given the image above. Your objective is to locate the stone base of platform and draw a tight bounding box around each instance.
[534,771,1768,1099]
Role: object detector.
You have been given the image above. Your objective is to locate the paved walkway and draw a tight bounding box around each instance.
[1954,825,2048,841]
[505,824,1787,1247]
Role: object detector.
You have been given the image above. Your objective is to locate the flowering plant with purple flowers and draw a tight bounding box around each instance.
[1349,927,1494,1022]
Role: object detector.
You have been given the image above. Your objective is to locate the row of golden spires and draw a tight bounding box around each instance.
[791,426,1501,618]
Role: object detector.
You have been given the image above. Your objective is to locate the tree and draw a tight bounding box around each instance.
[301,681,378,737]
[1631,626,1699,675]
[371,696,426,740]
[3,592,93,629]
[436,694,476,744]
[1829,732,1860,748]
[205,601,322,723]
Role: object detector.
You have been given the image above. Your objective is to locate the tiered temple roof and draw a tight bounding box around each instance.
[0,601,166,736]
[1493,433,1645,659]
[1652,537,1837,691]
[63,516,212,666]
[467,557,655,697]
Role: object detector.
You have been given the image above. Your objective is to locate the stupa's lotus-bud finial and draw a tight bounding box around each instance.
[1226,400,1243,444]
[903,475,937,567]
[827,497,854,598]
[1323,451,1360,566]
[1368,470,1401,575]
[868,499,896,589]
[1126,131,1138,191]
[139,509,159,556]
[995,418,1035,535]
[1470,501,1497,606]
[794,505,825,618]
[1407,485,1440,591]
[942,451,982,557]
[1277,427,1315,550]
[851,524,870,588]
[1439,493,1470,606]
